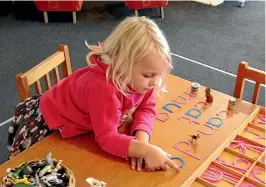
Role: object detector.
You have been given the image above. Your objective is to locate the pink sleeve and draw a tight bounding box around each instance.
[88,83,135,159]
[130,89,156,138]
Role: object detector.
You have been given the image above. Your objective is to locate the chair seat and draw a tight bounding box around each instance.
[125,1,168,10]
[34,0,83,12]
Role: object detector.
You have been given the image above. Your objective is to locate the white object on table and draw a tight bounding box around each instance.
[86,177,107,187]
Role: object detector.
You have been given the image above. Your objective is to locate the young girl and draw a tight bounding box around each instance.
[7,16,179,172]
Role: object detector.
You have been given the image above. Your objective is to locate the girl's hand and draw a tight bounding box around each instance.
[131,130,149,171]
[144,145,179,171]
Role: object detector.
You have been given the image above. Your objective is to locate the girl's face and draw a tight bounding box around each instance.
[130,49,168,94]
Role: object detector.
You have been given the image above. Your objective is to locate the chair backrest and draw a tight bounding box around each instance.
[16,44,72,101]
[234,61,266,105]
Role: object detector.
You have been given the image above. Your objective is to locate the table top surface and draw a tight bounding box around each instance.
[0,74,258,187]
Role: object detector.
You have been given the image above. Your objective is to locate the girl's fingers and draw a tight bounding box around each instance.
[131,158,137,170]
[165,152,172,158]
[137,158,143,171]
[160,164,166,171]
[148,168,155,172]
[166,158,179,171]
[145,163,149,170]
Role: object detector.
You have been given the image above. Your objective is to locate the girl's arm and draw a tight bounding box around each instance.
[88,82,136,159]
[88,83,178,170]
[88,80,154,160]
[131,89,156,140]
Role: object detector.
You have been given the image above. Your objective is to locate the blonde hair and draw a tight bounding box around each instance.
[86,16,172,96]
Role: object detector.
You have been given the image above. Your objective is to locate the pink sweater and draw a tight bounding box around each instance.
[40,55,156,159]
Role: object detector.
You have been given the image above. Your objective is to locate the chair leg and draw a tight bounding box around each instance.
[160,7,164,19]
[135,10,138,17]
[43,11,48,23]
[238,0,245,7]
[72,12,76,24]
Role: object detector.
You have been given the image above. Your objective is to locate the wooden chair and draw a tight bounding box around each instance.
[234,61,266,105]
[16,44,72,101]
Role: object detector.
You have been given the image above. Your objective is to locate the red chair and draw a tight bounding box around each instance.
[125,1,168,18]
[34,1,83,23]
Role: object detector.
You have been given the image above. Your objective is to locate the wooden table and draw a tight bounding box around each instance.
[0,74,260,187]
